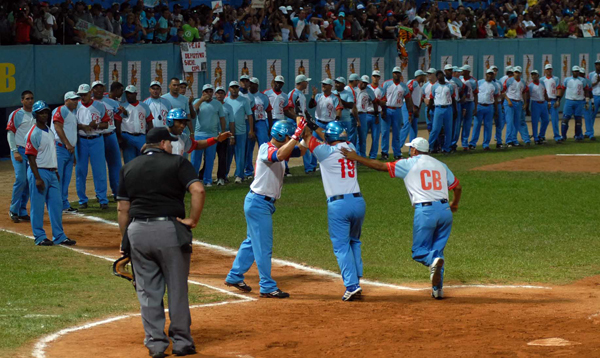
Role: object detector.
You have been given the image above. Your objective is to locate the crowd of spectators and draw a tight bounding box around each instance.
[3,0,600,46]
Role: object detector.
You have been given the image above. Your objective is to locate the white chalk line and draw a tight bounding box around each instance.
[0,229,254,358]
[588,312,600,320]
[68,213,552,291]
[556,154,600,157]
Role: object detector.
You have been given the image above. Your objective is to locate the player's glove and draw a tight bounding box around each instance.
[112,255,136,289]
[292,119,307,141]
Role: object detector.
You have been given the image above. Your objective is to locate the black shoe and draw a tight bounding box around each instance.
[63,207,78,213]
[149,351,166,358]
[9,212,20,223]
[591,137,597,141]
[100,204,109,210]
[394,155,402,160]
[524,142,531,146]
[381,153,388,160]
[584,134,590,139]
[557,139,564,144]
[483,147,490,151]
[172,346,196,356]
[79,203,88,209]
[113,194,117,202]
[58,238,77,246]
[468,145,475,150]
[38,239,54,246]
[260,289,290,298]
[575,138,584,142]
[496,143,503,149]
[18,215,30,221]
[225,281,252,292]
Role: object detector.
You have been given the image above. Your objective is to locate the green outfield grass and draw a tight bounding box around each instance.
[0,231,227,356]
[78,140,600,286]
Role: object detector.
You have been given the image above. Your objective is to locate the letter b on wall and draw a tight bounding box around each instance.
[0,63,16,93]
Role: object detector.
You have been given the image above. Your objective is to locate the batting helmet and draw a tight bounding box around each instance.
[166,108,188,127]
[324,121,347,143]
[32,100,50,118]
[271,120,290,142]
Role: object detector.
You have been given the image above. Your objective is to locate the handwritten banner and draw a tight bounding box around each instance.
[180,42,207,73]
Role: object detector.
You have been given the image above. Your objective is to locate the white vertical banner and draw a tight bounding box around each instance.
[238,60,253,78]
[579,53,589,74]
[322,59,335,79]
[541,55,553,72]
[483,55,494,72]
[441,56,453,69]
[91,57,104,84]
[109,61,122,84]
[295,59,309,93]
[522,55,534,83]
[371,57,384,75]
[347,58,360,79]
[127,61,141,99]
[151,61,167,87]
[561,54,571,82]
[266,59,282,89]
[395,57,409,82]
[182,72,198,98]
[504,55,514,74]
[211,60,226,88]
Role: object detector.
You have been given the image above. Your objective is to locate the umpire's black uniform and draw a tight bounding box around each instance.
[117,128,200,358]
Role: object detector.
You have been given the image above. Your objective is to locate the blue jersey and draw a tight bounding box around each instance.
[194,99,225,137]
[333,88,355,121]
[224,96,252,134]
[162,93,190,114]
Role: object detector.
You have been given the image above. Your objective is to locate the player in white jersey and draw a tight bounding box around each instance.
[469,69,499,150]
[579,66,595,141]
[302,121,366,301]
[6,90,34,222]
[586,60,600,141]
[422,68,437,133]
[117,85,154,163]
[51,91,80,212]
[25,101,76,247]
[163,109,231,156]
[264,76,287,121]
[541,64,563,142]
[405,70,426,143]
[495,67,513,147]
[561,66,588,141]
[309,78,343,127]
[144,81,173,128]
[527,70,551,144]
[225,119,307,298]
[367,71,383,159]
[341,137,462,299]
[502,66,529,146]
[356,75,379,158]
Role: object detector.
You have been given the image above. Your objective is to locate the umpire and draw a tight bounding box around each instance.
[117,127,206,358]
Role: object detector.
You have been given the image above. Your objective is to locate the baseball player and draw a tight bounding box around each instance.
[489,66,504,148]
[527,70,551,145]
[356,75,379,157]
[458,65,478,151]
[164,108,231,156]
[26,101,76,246]
[496,67,513,148]
[116,85,154,163]
[333,77,358,148]
[191,84,226,186]
[75,84,110,209]
[162,78,195,131]
[225,81,254,183]
[341,137,462,299]
[225,119,307,298]
[587,60,600,141]
[238,75,259,180]
[51,91,80,212]
[540,64,563,143]
[345,74,361,148]
[284,75,317,174]
[422,68,437,134]
[244,77,274,178]
[92,81,123,200]
[404,70,426,143]
[144,81,173,128]
[561,66,588,141]
[579,67,594,141]
[308,78,343,130]
[380,67,413,160]
[428,71,457,154]
[367,71,383,159]
[303,122,366,301]
[503,66,528,147]
[264,76,290,176]
[7,90,35,223]
[442,65,464,152]
[216,87,235,185]
[469,69,498,151]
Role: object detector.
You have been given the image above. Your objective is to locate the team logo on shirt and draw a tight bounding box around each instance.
[91,113,100,124]
[138,112,145,130]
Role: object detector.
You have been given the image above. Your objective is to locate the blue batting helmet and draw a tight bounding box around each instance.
[324,121,347,143]
[166,108,188,127]
[271,120,291,142]
[32,100,50,118]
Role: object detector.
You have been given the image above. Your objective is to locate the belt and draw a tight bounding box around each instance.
[250,190,276,203]
[435,105,450,108]
[39,167,57,171]
[367,112,377,115]
[103,131,115,137]
[535,101,545,104]
[416,199,448,207]
[132,216,170,222]
[327,192,362,203]
[123,131,144,136]
[80,135,100,139]
[479,103,491,107]
[387,106,401,110]
[56,142,64,147]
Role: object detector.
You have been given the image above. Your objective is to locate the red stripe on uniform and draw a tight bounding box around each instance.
[448,178,459,190]
[386,161,398,178]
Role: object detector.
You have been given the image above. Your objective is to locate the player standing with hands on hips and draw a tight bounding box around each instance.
[341,137,462,299]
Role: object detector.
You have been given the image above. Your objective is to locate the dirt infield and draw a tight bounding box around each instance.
[2,161,600,358]
[473,154,600,173]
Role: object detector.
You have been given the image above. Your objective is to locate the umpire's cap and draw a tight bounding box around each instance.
[146,127,178,144]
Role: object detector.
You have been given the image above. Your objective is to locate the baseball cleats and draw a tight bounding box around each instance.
[9,212,20,223]
[18,215,30,221]
[37,239,54,246]
[394,155,403,160]
[58,238,77,246]
[148,351,166,358]
[431,287,444,300]
[495,143,504,149]
[381,153,389,160]
[591,137,597,141]
[79,203,88,209]
[483,147,490,151]
[225,281,252,292]
[430,257,444,287]
[234,177,243,184]
[342,285,363,301]
[285,168,293,177]
[468,145,476,150]
[260,289,290,298]
[63,207,78,213]
[100,204,109,210]
[204,183,213,187]
[216,179,225,186]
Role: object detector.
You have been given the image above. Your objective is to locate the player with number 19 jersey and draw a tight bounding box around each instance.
[309,137,360,197]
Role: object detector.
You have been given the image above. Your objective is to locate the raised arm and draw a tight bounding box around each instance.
[340,147,388,171]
